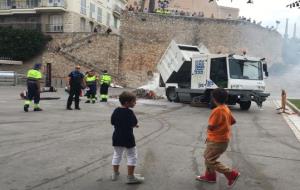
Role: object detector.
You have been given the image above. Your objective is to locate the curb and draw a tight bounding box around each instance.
[287,100,300,115]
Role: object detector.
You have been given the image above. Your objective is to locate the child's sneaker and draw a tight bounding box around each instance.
[111,172,120,181]
[196,171,216,183]
[224,169,240,187]
[126,174,144,184]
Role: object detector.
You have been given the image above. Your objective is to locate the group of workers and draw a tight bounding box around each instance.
[23,64,112,112]
[155,0,170,14]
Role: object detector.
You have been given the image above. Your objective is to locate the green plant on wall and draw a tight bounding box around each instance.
[0,27,51,61]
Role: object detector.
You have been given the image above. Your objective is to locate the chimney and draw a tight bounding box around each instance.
[284,18,289,39]
[293,23,297,39]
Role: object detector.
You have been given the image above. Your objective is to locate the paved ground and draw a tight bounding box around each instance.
[0,86,300,190]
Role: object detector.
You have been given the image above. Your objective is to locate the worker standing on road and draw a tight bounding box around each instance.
[24,63,43,112]
[99,70,111,102]
[66,65,85,110]
[281,89,287,113]
[110,91,144,184]
[84,70,98,104]
[196,88,240,187]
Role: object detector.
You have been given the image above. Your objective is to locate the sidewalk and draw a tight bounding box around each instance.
[273,99,300,142]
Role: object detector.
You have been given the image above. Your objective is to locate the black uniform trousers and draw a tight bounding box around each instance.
[100,83,109,101]
[67,86,81,108]
[27,81,40,104]
[86,84,97,100]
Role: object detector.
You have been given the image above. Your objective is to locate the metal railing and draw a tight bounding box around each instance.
[0,0,65,10]
[45,24,63,32]
[0,22,42,31]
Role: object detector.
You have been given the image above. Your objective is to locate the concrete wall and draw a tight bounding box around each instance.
[120,12,283,87]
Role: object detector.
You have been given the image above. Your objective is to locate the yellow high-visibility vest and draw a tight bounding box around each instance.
[100,74,111,85]
[85,75,97,85]
[27,69,42,80]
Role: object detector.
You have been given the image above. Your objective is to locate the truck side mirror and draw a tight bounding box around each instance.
[265,71,269,77]
[263,63,268,77]
[263,63,268,72]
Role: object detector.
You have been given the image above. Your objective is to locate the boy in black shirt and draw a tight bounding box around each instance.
[111,91,144,184]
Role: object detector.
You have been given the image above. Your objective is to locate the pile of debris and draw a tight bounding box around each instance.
[133,73,165,99]
[133,88,164,99]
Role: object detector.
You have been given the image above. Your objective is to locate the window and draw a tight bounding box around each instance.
[106,12,110,26]
[89,21,94,32]
[80,17,86,32]
[48,0,63,7]
[97,7,103,23]
[81,0,86,15]
[48,15,63,32]
[113,17,117,28]
[229,59,263,80]
[90,3,95,18]
[210,57,228,88]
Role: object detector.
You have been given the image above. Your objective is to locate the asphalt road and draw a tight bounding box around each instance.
[0,86,299,190]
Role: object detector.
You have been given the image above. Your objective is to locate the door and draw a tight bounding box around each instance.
[209,57,228,88]
[80,17,86,32]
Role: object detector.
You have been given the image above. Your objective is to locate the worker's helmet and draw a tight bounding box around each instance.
[34,63,42,69]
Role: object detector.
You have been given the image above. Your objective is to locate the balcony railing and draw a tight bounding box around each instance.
[0,22,41,31]
[0,0,65,10]
[45,24,63,32]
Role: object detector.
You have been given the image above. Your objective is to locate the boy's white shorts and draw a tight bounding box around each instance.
[112,146,137,166]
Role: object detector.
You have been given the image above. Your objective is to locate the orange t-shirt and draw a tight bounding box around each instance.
[207,104,235,142]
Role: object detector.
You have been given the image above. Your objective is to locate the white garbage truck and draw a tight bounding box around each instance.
[157,40,270,110]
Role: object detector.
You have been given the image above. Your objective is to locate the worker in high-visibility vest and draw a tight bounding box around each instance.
[24,63,43,112]
[99,70,112,102]
[84,70,98,104]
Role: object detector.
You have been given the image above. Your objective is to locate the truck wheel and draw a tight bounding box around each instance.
[240,101,251,110]
[166,87,179,102]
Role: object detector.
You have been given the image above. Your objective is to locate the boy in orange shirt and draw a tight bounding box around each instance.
[196,88,240,187]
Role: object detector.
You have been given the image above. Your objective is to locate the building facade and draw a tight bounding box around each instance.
[127,0,239,19]
[0,0,127,33]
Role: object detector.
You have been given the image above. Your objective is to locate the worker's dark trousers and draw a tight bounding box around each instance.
[67,86,81,108]
[86,84,97,100]
[27,81,40,104]
[100,84,109,101]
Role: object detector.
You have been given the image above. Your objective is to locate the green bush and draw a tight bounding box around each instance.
[0,27,51,61]
[289,99,300,109]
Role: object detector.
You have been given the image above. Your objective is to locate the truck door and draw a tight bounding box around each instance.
[209,57,228,88]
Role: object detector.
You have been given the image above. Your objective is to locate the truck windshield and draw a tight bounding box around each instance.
[229,59,263,80]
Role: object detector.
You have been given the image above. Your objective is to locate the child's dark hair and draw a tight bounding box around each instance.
[119,91,136,105]
[212,88,228,104]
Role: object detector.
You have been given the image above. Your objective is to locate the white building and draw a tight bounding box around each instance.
[0,0,127,33]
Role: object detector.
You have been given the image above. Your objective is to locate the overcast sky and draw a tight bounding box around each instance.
[217,0,300,38]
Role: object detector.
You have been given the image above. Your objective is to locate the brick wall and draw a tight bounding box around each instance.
[41,32,121,87]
